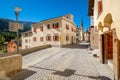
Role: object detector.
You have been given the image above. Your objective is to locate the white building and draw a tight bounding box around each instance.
[22,14,77,49]
[21,31,33,49]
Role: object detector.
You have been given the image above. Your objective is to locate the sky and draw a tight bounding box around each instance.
[0,0,90,31]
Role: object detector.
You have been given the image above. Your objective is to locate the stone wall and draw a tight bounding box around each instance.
[0,54,22,76]
[113,31,120,80]
[90,27,99,49]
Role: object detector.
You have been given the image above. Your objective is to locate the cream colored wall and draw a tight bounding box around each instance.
[94,1,120,79]
[94,0,120,39]
[94,0,120,51]
[61,18,76,46]
[32,25,45,47]
[31,19,61,47]
[79,28,83,41]
[22,35,33,49]
[94,0,120,57]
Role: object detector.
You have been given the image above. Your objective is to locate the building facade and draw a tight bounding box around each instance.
[88,0,99,49]
[84,29,90,42]
[22,31,33,49]
[94,0,120,80]
[22,14,77,49]
[7,40,17,53]
[76,19,84,42]
[79,19,84,41]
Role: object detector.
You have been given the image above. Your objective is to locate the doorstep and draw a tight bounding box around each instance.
[108,59,113,70]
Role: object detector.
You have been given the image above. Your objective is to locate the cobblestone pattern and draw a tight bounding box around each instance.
[11,44,114,80]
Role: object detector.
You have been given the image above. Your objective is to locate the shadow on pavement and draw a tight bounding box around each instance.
[10,69,36,80]
[75,74,112,80]
[63,43,89,49]
[30,66,111,79]
[52,69,76,77]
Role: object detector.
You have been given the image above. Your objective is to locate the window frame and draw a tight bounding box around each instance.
[33,37,37,42]
[40,37,44,41]
[97,0,103,17]
[47,24,50,29]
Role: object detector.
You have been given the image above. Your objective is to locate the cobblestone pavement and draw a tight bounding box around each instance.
[10,44,114,80]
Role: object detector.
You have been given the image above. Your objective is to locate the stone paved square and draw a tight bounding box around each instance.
[10,43,114,80]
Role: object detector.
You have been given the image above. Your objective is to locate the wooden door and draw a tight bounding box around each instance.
[104,32,113,60]
[100,34,105,64]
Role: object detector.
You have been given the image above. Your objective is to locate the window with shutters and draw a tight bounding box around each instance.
[40,26,43,31]
[53,23,59,29]
[47,24,50,29]
[53,35,59,41]
[33,37,36,42]
[98,0,103,16]
[66,36,69,41]
[66,24,69,30]
[46,35,51,41]
[25,39,28,43]
[40,37,44,41]
[33,28,36,32]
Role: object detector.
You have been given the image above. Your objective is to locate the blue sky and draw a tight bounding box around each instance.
[0,0,90,31]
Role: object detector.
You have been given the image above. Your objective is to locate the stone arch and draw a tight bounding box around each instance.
[104,13,113,27]
[98,22,103,31]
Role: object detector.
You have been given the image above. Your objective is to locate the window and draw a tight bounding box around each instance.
[53,23,59,29]
[47,24,50,29]
[14,46,16,48]
[33,28,36,32]
[71,27,73,31]
[40,27,43,31]
[25,46,28,49]
[25,39,28,43]
[56,23,59,27]
[76,34,78,36]
[40,37,44,41]
[33,37,36,42]
[46,35,51,41]
[53,35,59,41]
[66,36,69,41]
[66,24,69,30]
[98,0,102,16]
[74,29,76,32]
[53,24,54,28]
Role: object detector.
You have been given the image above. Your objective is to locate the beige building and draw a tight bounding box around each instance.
[84,29,90,42]
[93,0,120,80]
[88,0,99,49]
[22,14,77,49]
[76,19,84,42]
[22,31,33,49]
[79,20,84,41]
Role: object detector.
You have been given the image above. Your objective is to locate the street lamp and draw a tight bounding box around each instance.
[15,7,22,54]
